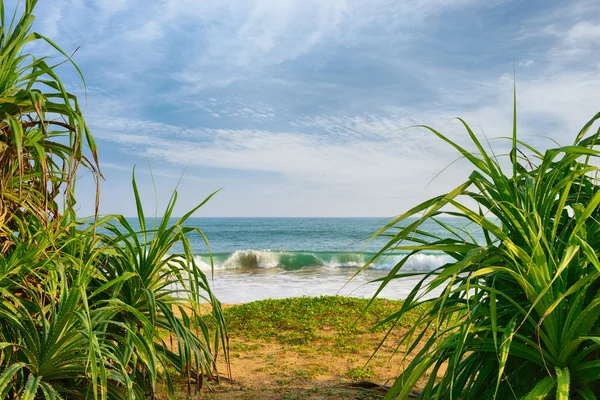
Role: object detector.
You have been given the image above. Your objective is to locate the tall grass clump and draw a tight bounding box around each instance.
[0,1,227,398]
[366,99,600,398]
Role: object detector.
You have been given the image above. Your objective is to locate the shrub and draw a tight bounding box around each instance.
[367,100,600,398]
[0,1,227,398]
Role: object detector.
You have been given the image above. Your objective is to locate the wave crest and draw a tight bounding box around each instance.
[189,250,452,271]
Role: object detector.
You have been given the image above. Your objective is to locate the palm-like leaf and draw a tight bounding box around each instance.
[87,172,228,397]
[0,1,228,399]
[368,108,600,399]
[0,0,99,254]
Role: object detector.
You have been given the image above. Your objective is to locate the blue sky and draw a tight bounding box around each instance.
[24,0,600,216]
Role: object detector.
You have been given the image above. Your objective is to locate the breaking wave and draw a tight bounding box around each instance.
[188,250,452,271]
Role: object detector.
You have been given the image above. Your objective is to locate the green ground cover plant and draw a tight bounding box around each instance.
[0,1,227,398]
[366,96,600,398]
[219,296,418,350]
[223,296,399,337]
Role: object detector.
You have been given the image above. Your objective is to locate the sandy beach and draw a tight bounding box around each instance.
[160,296,429,399]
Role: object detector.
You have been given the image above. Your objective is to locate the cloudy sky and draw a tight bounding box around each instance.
[23,0,600,216]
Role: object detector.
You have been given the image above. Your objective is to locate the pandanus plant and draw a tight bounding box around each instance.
[367,98,600,398]
[0,1,228,398]
[0,0,99,254]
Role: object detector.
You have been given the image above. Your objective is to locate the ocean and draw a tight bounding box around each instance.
[129,217,484,303]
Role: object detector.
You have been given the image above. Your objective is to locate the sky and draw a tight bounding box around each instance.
[20,0,600,217]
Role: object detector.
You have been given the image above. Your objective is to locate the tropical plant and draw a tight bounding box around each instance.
[88,177,229,398]
[366,99,600,398]
[0,0,99,254]
[0,1,228,398]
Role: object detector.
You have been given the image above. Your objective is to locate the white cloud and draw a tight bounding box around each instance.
[100,162,129,171]
[565,21,600,43]
[93,0,129,15]
[92,114,462,190]
[33,0,487,91]
[170,0,348,89]
[38,4,62,38]
[126,20,164,42]
[560,21,600,56]
[518,59,535,67]
[25,0,600,217]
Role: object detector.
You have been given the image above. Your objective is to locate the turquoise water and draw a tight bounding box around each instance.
[127,217,485,302]
[163,217,483,270]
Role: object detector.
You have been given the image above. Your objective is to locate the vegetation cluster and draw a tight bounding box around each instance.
[0,1,227,398]
[367,101,600,398]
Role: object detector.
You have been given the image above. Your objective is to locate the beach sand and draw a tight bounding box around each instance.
[160,297,432,399]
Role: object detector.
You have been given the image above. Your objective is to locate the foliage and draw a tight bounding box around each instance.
[0,1,227,398]
[0,0,98,253]
[345,366,375,381]
[366,96,600,399]
[220,296,416,344]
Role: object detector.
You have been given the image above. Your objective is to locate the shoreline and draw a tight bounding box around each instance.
[203,269,432,304]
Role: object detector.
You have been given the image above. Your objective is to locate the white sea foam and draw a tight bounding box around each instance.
[184,250,453,272]
[373,253,453,271]
[192,250,283,270]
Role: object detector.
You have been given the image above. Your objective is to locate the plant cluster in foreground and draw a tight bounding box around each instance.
[0,1,227,398]
[367,103,600,399]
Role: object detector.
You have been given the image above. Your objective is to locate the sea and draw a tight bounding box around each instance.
[130,217,485,303]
